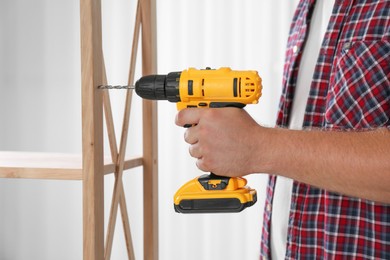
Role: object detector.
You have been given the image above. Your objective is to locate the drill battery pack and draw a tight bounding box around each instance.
[174,173,257,213]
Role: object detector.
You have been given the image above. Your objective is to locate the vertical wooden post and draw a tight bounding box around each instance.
[140,0,158,259]
[80,0,105,259]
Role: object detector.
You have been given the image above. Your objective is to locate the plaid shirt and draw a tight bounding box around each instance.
[261,0,390,259]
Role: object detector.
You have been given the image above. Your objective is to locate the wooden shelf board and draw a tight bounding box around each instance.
[0,151,143,180]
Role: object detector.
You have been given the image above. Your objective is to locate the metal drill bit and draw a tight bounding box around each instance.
[98,85,135,90]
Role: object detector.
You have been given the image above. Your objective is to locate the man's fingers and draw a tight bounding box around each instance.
[184,128,198,144]
[175,108,204,127]
[188,143,201,159]
[195,158,207,172]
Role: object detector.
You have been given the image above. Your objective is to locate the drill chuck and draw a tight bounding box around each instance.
[135,72,181,102]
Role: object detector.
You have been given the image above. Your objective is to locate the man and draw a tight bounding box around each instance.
[175,0,390,259]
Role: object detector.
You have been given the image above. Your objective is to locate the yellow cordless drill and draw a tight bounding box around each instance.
[133,67,262,213]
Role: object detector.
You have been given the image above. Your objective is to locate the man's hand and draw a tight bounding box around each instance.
[175,108,267,177]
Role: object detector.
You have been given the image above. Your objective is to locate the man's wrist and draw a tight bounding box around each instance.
[250,125,285,175]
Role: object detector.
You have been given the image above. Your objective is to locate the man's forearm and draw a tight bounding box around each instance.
[261,127,390,204]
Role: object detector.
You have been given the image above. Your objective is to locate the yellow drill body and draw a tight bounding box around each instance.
[177,67,262,110]
[134,67,263,213]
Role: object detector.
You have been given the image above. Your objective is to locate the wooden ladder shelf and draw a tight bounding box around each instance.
[0,0,158,259]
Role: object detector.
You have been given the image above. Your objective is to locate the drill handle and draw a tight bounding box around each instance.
[209,102,246,108]
[182,102,245,128]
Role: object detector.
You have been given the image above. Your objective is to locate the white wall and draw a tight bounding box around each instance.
[0,0,298,259]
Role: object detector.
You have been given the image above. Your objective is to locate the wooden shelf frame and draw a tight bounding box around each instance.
[0,151,143,180]
[0,0,158,259]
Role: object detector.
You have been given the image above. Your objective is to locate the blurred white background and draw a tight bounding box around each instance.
[0,0,298,259]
